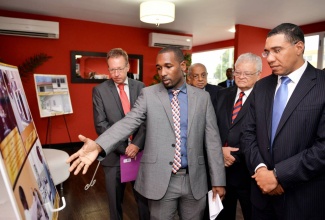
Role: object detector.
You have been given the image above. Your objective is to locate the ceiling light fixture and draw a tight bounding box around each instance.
[140,1,175,27]
[228,27,236,33]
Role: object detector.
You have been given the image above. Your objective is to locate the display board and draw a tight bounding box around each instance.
[0,63,60,220]
[34,74,73,118]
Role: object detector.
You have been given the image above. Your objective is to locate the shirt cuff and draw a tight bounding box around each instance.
[255,163,267,173]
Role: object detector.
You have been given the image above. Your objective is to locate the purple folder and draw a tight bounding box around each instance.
[120,151,143,183]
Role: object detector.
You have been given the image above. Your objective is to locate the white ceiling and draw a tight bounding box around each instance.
[0,0,324,46]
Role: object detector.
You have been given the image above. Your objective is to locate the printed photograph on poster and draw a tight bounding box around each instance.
[28,140,57,205]
[0,67,37,153]
[13,154,56,220]
[34,74,73,118]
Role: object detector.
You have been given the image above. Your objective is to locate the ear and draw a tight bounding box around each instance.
[180,61,187,72]
[295,41,305,56]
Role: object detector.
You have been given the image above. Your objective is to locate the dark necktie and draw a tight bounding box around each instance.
[171,89,181,173]
[118,84,130,114]
[271,77,291,146]
[232,92,244,123]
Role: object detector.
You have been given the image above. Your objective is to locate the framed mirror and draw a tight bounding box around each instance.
[70,51,143,83]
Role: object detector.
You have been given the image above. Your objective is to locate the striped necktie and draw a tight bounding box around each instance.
[232,92,244,123]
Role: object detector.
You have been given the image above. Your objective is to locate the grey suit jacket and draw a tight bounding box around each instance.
[96,83,226,200]
[92,78,145,166]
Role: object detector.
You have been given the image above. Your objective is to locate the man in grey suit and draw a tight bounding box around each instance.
[241,23,325,219]
[67,46,226,220]
[92,48,149,220]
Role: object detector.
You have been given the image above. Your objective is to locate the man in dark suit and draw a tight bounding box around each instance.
[241,23,325,219]
[92,48,149,220]
[67,46,226,219]
[218,68,235,87]
[216,53,261,220]
[187,63,222,108]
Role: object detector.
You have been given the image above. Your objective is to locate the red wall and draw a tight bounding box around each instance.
[234,24,271,78]
[192,39,234,53]
[0,10,173,144]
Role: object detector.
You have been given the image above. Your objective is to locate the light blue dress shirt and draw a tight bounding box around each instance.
[168,83,188,168]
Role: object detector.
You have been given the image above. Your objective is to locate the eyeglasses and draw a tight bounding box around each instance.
[108,65,127,73]
[233,71,259,77]
[262,41,298,58]
[191,72,208,80]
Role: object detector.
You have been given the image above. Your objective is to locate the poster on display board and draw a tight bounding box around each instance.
[0,63,60,220]
[34,74,73,118]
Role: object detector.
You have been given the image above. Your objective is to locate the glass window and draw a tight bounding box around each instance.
[304,35,319,67]
[192,48,234,85]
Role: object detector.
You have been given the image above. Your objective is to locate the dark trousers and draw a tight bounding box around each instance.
[103,166,150,220]
[216,184,251,220]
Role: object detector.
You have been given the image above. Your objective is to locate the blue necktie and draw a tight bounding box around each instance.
[271,77,291,147]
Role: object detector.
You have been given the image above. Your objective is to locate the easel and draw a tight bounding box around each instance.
[45,114,72,146]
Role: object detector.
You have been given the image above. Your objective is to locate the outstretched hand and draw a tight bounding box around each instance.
[66,134,103,175]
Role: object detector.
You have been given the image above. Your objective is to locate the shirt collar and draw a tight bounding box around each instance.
[236,87,253,97]
[114,78,129,87]
[168,83,187,94]
[277,60,307,84]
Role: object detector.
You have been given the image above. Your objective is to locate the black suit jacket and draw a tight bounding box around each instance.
[92,79,145,166]
[241,63,325,219]
[205,83,222,111]
[218,80,235,88]
[215,86,251,187]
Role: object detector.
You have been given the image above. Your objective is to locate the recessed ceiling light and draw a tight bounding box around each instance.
[228,27,236,33]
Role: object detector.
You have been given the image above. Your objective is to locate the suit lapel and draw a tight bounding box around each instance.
[187,85,197,135]
[108,80,124,116]
[232,90,253,127]
[227,87,238,127]
[157,83,175,130]
[128,79,136,106]
[275,64,316,138]
[266,75,278,141]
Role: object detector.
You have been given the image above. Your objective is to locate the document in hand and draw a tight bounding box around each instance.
[208,190,224,220]
[120,151,143,183]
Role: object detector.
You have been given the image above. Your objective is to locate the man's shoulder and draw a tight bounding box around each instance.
[187,84,210,98]
[206,83,222,91]
[94,79,113,89]
[216,86,235,102]
[129,78,145,87]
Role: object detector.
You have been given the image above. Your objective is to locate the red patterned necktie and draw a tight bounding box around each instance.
[118,84,130,114]
[232,91,244,123]
[171,89,181,173]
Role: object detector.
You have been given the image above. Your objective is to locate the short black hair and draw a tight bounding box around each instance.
[268,23,305,44]
[158,46,185,63]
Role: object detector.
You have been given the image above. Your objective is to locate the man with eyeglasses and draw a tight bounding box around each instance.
[215,53,261,220]
[188,63,222,109]
[92,48,149,220]
[241,23,325,219]
[218,68,235,88]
